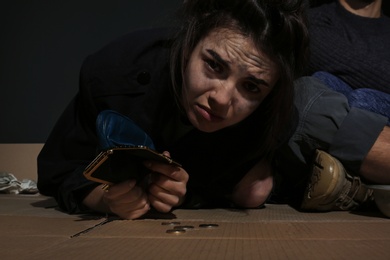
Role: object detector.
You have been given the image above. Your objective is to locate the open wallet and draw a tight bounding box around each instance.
[83,110,180,185]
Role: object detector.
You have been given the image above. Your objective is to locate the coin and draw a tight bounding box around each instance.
[199,223,219,228]
[161,221,181,226]
[166,229,186,234]
[174,225,194,230]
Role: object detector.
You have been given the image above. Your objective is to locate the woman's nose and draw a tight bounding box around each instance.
[209,79,235,107]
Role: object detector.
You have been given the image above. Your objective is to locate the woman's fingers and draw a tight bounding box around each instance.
[103,180,150,219]
[143,152,189,212]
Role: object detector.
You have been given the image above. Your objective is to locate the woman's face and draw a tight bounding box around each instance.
[182,27,279,132]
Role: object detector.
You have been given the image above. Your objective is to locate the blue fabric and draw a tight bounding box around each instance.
[96,110,155,150]
[313,71,390,126]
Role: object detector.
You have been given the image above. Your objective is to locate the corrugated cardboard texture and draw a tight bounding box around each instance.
[2,195,390,259]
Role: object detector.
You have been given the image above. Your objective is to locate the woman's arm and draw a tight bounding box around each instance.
[231,159,273,208]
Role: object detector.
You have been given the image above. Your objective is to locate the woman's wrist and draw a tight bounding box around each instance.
[82,184,112,213]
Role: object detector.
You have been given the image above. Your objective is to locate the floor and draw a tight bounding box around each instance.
[1,194,390,259]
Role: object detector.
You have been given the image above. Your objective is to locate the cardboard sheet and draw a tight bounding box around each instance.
[2,195,390,260]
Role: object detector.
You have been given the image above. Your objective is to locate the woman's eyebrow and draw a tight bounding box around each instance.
[207,49,270,88]
[247,76,270,88]
[206,49,230,67]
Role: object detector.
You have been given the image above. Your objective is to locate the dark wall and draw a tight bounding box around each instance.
[0,0,180,143]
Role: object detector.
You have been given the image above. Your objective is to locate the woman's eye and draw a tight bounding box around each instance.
[244,82,260,93]
[206,59,222,73]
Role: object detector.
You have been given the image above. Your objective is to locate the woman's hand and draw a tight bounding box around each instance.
[232,159,273,208]
[82,179,150,220]
[144,151,189,213]
[102,180,150,219]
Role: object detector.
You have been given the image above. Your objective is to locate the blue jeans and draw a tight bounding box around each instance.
[274,76,388,205]
[313,71,390,126]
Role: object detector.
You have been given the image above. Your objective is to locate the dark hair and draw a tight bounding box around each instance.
[170,0,309,158]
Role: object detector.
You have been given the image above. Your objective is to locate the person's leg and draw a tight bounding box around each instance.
[312,71,353,96]
[348,89,390,126]
[301,149,374,211]
[275,76,389,210]
[313,72,390,126]
[285,76,387,177]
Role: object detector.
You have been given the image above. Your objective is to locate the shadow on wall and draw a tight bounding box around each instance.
[0,0,181,143]
[1,0,387,144]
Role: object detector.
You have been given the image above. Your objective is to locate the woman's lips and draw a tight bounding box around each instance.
[195,104,224,122]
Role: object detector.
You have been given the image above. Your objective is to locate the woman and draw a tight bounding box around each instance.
[37,0,309,219]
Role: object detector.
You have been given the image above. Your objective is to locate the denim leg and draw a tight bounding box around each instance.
[348,89,390,126]
[313,71,390,126]
[274,76,388,205]
[312,71,353,96]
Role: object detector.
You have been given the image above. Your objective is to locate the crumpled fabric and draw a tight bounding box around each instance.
[0,172,38,194]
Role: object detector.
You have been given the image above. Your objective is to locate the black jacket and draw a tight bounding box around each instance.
[37,28,273,213]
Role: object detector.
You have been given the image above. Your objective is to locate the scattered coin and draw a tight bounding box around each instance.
[166,229,186,234]
[173,225,194,230]
[199,223,219,228]
[161,221,181,226]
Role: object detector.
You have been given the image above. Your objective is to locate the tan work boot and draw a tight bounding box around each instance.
[301,149,374,211]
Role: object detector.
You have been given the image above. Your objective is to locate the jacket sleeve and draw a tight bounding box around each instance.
[37,55,102,213]
[37,28,174,214]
